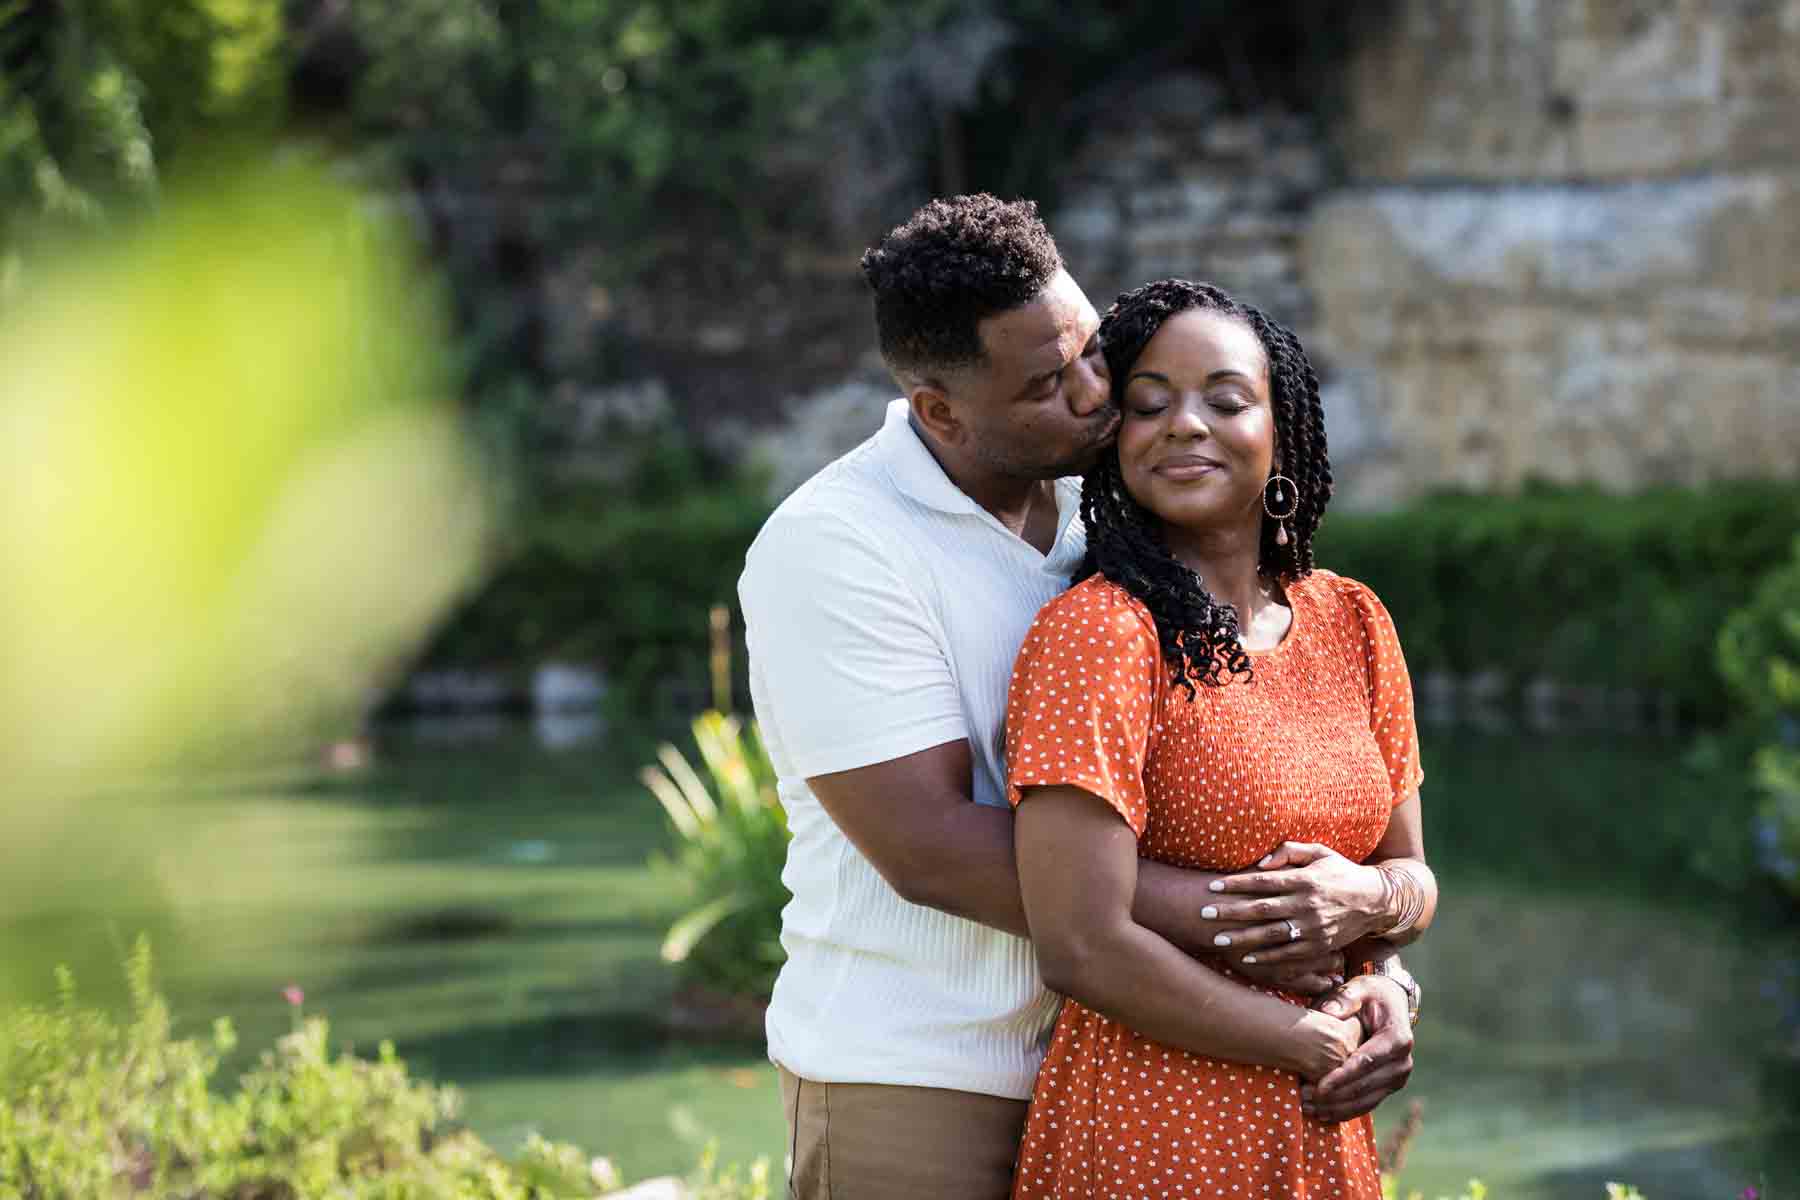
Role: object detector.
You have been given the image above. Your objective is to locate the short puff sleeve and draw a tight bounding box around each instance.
[1334,576,1425,808]
[1004,581,1162,835]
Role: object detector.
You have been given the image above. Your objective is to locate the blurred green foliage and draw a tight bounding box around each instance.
[0,157,487,1000]
[345,0,952,252]
[425,437,771,725]
[1316,482,1800,724]
[0,939,774,1198]
[1718,535,1800,897]
[0,0,282,289]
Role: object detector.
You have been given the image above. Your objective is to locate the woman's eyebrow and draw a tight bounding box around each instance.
[1126,368,1256,386]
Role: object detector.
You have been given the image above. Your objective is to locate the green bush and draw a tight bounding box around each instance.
[1718,535,1800,896]
[1316,482,1800,723]
[0,938,772,1199]
[422,437,772,726]
[643,712,790,1002]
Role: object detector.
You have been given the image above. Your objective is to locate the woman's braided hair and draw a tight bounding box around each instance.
[1077,278,1332,695]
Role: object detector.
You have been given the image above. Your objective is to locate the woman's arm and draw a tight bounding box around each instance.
[1016,783,1364,1080]
[1360,792,1436,951]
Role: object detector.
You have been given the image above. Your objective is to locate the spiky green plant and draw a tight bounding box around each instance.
[643,711,790,1001]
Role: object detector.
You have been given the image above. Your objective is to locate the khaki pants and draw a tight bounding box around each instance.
[778,1066,1028,1200]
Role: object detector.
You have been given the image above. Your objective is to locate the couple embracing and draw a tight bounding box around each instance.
[738,194,1438,1199]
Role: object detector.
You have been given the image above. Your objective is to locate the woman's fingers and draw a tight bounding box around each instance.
[1238,936,1333,964]
[1213,920,1317,956]
[1255,841,1336,870]
[1199,894,1305,924]
[1208,869,1311,896]
[1230,951,1344,994]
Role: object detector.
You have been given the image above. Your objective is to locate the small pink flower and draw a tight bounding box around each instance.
[1740,1188,1760,1200]
[282,986,305,1007]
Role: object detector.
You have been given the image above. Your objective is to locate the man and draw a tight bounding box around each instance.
[738,194,1416,1199]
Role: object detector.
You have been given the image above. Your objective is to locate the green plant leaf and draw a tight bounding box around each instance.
[661,893,748,964]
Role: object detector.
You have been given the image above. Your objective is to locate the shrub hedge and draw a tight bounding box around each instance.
[421,438,772,725]
[1717,534,1800,896]
[0,939,773,1199]
[424,474,1800,731]
[1315,482,1800,724]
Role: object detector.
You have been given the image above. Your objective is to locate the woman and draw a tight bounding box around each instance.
[1004,279,1437,1198]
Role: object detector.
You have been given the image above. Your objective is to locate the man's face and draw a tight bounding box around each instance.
[947,269,1118,480]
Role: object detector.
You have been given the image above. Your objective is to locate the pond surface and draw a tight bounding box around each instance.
[16,721,1794,1196]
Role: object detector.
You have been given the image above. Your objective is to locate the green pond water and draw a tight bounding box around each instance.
[12,722,1797,1197]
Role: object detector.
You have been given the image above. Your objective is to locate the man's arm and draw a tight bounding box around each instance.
[808,743,1347,996]
[807,740,1030,936]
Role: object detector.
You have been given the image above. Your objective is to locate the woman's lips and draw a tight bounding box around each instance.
[1154,455,1224,480]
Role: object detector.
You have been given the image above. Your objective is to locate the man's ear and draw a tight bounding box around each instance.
[905,378,963,448]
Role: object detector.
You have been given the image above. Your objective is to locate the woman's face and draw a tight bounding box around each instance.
[1116,308,1276,539]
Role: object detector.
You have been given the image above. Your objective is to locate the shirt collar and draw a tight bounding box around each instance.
[878,398,1087,563]
[877,398,979,515]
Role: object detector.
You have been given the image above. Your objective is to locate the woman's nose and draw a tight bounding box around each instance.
[1167,399,1210,439]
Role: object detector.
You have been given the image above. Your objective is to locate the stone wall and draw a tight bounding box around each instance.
[1053,74,1326,332]
[1307,0,1800,505]
[558,0,1800,510]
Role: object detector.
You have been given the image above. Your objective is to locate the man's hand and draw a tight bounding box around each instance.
[1300,975,1413,1123]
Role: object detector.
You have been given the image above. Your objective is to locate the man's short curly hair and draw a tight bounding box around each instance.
[860,194,1063,376]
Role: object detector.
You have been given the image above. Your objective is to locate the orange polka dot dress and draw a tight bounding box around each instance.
[1004,570,1423,1200]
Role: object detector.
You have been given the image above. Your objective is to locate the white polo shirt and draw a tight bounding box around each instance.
[738,399,1086,1099]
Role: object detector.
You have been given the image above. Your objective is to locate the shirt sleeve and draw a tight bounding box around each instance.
[1338,578,1425,807]
[1005,584,1161,835]
[738,510,967,779]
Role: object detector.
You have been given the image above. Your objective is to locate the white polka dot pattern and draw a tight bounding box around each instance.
[1003,571,1424,1199]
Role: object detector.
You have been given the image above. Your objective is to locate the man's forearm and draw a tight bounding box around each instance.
[897,806,1219,945]
[891,799,1031,937]
[1132,858,1227,955]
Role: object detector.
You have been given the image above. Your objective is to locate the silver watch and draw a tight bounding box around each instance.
[1370,957,1421,1027]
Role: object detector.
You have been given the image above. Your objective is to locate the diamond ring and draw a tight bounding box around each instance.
[1285,919,1301,941]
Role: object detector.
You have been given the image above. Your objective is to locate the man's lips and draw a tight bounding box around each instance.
[1153,454,1225,480]
[1090,408,1123,443]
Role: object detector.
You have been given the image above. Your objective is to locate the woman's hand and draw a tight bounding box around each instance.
[1288,1008,1365,1083]
[1202,842,1388,965]
[1230,950,1345,997]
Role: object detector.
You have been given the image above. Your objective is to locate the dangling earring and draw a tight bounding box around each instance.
[1263,473,1299,547]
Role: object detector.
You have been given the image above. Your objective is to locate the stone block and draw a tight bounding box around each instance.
[1339,0,1800,180]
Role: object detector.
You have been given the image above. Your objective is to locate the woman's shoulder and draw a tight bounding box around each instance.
[1293,569,1402,641]
[1029,574,1158,646]
[1295,568,1376,605]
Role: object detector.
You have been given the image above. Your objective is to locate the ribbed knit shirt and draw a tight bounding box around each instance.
[738,399,1084,1099]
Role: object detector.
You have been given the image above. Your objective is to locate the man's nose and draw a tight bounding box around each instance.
[1067,353,1110,418]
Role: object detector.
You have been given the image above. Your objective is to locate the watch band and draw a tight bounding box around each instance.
[1368,957,1421,1027]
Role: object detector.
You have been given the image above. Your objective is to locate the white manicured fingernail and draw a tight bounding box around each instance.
[1209,880,1224,892]
[1201,905,1219,919]
[1243,954,1258,964]
[1259,855,1273,867]
[1213,934,1232,947]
